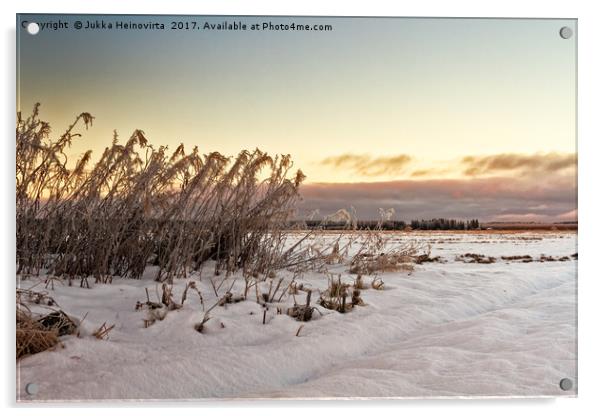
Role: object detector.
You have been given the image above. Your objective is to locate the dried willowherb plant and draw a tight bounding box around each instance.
[318,275,365,313]
[16,104,306,285]
[349,230,428,275]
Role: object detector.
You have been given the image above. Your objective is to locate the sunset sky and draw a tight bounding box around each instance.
[17,15,577,221]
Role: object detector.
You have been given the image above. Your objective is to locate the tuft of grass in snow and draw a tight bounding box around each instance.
[318,275,365,313]
[16,309,61,360]
[16,289,77,359]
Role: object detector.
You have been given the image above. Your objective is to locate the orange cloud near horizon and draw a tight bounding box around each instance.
[461,152,576,176]
[320,153,413,177]
[316,151,577,182]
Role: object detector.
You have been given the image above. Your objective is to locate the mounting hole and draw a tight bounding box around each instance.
[559,378,573,391]
[25,383,38,395]
[26,22,40,35]
[559,26,573,39]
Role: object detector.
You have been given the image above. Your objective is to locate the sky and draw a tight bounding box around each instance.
[17,15,577,221]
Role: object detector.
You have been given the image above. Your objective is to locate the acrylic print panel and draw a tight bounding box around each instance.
[16,15,577,401]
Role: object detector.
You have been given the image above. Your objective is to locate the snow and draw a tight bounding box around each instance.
[16,231,577,401]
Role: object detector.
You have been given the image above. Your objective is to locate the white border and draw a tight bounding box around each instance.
[2,1,601,415]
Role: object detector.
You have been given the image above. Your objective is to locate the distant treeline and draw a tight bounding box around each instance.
[299,218,480,231]
[482,222,577,230]
[409,218,480,230]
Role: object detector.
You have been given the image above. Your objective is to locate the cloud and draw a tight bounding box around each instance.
[461,152,576,176]
[320,152,576,180]
[298,176,576,221]
[410,169,432,177]
[321,153,412,176]
[556,209,578,221]
[410,167,452,177]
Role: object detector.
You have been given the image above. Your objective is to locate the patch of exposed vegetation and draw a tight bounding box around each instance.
[415,254,445,264]
[318,276,365,313]
[501,255,533,263]
[456,253,496,264]
[539,254,571,262]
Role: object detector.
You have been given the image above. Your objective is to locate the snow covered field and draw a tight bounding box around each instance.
[16,231,577,401]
